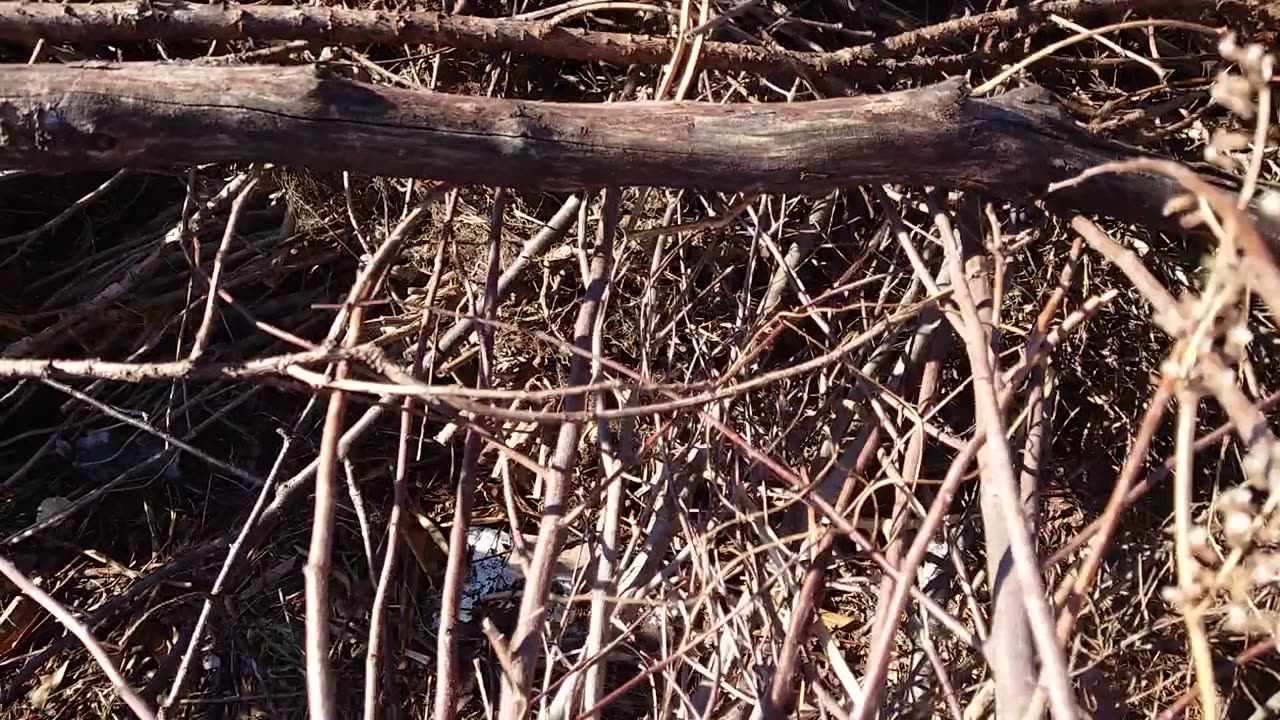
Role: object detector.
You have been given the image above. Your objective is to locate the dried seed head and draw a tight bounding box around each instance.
[1242,444,1280,492]
[1220,485,1255,513]
[1218,32,1240,61]
[1255,528,1277,548]
[1250,555,1280,586]
[1224,509,1255,549]
[1189,524,1220,566]
[1228,323,1254,350]
[1261,190,1280,219]
[1223,323,1254,361]
[1243,43,1266,74]
[1224,603,1253,633]
[1211,72,1256,119]
[1223,602,1277,635]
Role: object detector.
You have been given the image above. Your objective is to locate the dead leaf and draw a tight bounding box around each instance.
[28,658,69,709]
[819,609,857,631]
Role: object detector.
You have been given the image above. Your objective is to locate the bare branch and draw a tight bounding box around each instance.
[159,433,295,716]
[500,188,619,719]
[435,189,507,720]
[189,171,260,360]
[0,555,156,720]
[0,348,350,381]
[0,0,1222,80]
[929,196,1076,720]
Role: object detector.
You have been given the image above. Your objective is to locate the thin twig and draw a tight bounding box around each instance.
[41,378,264,487]
[0,168,132,252]
[928,196,1076,720]
[434,188,507,720]
[362,199,457,720]
[1045,389,1280,569]
[188,172,260,360]
[850,432,986,719]
[4,171,258,358]
[500,187,620,720]
[1173,389,1219,719]
[0,553,157,720]
[765,538,836,718]
[581,194,624,717]
[0,347,355,382]
[343,458,376,580]
[1055,381,1173,641]
[306,189,446,720]
[159,432,294,716]
[304,359,349,720]
[972,18,1218,96]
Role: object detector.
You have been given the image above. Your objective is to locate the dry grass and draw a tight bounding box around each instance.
[0,1,1278,719]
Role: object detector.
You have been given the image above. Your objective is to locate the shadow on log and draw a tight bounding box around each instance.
[0,61,1266,238]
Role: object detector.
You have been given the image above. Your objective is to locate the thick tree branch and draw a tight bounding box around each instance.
[0,62,1224,233]
[0,0,1227,80]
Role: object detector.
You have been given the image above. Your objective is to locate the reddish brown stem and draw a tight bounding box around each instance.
[499,188,619,719]
[434,189,507,720]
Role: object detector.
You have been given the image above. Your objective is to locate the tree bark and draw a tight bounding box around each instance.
[0,61,1252,235]
[0,0,1226,81]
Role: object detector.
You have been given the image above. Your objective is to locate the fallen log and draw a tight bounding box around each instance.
[0,61,1262,237]
[0,0,1229,81]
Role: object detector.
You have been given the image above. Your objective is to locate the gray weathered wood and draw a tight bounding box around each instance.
[0,61,1231,233]
[0,0,1227,81]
